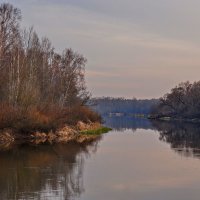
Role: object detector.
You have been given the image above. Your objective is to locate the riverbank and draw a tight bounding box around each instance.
[148,115,200,123]
[0,121,112,150]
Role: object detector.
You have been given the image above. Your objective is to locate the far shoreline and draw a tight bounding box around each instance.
[148,115,200,124]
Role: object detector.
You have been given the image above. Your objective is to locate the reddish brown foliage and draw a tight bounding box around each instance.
[0,103,101,134]
[65,106,101,125]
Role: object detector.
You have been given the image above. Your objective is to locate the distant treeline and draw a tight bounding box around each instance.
[152,81,200,119]
[90,97,158,116]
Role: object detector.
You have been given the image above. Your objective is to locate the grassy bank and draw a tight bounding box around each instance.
[0,122,112,150]
[80,127,112,135]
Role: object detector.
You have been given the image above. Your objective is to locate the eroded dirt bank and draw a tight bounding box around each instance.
[0,121,106,150]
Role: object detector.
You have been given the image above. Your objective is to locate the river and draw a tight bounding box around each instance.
[1,116,200,200]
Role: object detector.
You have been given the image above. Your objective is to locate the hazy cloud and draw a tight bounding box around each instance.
[5,0,200,98]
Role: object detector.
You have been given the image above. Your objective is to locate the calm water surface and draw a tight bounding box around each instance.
[1,117,200,200]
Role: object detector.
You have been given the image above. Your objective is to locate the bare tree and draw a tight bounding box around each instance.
[0,3,90,109]
[153,81,200,118]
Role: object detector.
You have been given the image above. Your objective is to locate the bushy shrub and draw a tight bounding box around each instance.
[0,103,23,129]
[64,106,102,125]
[0,103,101,134]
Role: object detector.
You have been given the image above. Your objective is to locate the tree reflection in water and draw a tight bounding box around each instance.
[151,121,200,158]
[2,117,200,199]
[104,116,200,159]
[0,137,102,200]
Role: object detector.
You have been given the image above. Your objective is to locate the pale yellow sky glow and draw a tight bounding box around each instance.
[7,0,200,98]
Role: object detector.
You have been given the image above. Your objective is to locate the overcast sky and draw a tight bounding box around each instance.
[4,0,200,98]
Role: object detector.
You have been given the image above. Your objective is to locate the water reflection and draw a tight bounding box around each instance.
[0,138,102,200]
[151,121,200,158]
[2,117,200,199]
[104,116,200,159]
[104,116,153,131]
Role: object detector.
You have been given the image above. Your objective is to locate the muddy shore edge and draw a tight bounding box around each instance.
[0,121,112,150]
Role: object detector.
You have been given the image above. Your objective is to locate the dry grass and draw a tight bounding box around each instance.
[65,106,101,125]
[0,103,101,134]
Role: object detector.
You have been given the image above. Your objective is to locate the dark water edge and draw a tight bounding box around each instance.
[104,116,200,158]
[148,115,200,123]
[0,125,110,152]
[0,139,102,200]
[1,116,200,199]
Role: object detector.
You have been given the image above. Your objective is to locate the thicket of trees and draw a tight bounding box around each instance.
[0,3,100,133]
[90,97,158,116]
[152,81,200,119]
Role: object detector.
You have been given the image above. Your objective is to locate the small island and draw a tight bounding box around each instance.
[0,3,111,148]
